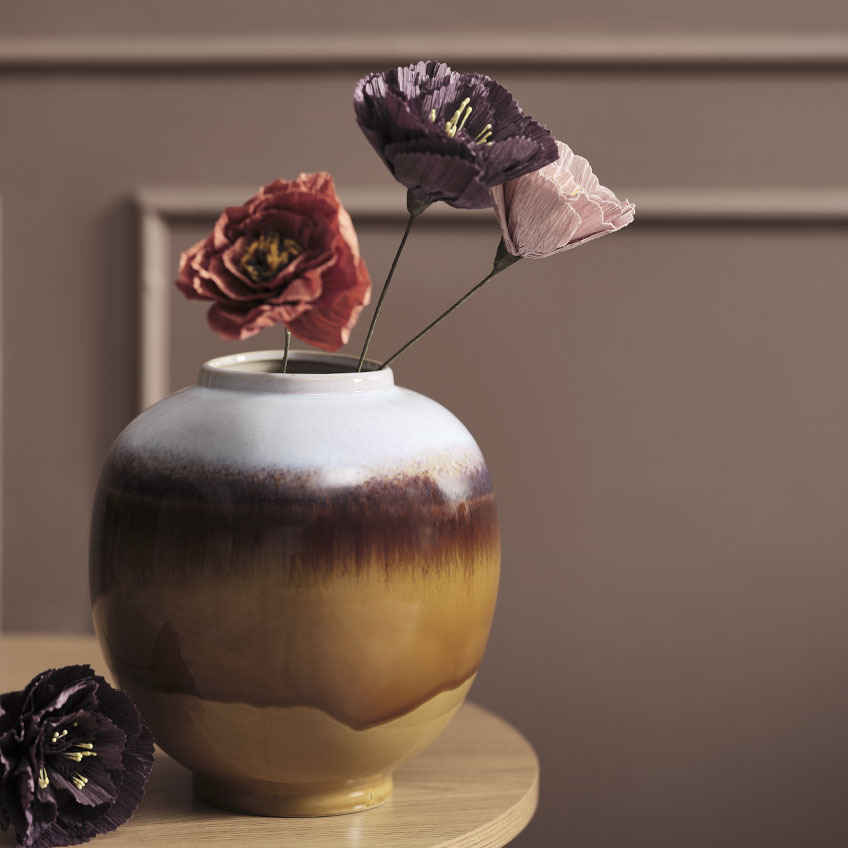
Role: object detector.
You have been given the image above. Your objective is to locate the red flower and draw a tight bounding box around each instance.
[176,173,372,351]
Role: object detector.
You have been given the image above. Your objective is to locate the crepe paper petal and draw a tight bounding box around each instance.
[491,140,635,259]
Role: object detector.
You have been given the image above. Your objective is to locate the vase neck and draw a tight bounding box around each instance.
[198,350,394,396]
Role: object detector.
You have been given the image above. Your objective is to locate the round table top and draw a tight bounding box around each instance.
[0,635,539,848]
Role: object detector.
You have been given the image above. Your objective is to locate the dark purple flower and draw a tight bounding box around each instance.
[354,61,559,211]
[0,666,154,848]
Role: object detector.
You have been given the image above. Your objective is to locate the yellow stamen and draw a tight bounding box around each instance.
[38,767,49,789]
[474,124,492,144]
[240,233,303,283]
[428,108,436,122]
[62,752,83,762]
[456,105,472,133]
[73,743,94,750]
[72,774,88,791]
[444,97,471,138]
[447,98,469,127]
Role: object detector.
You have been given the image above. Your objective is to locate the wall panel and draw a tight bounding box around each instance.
[1,27,847,848]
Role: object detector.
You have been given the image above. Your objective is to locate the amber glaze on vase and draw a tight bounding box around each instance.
[89,351,500,816]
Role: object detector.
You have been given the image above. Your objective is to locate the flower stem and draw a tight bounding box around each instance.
[282,328,291,373]
[380,243,522,369]
[357,196,428,371]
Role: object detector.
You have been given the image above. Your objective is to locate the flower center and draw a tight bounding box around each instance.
[429,99,493,145]
[241,233,303,283]
[40,728,99,792]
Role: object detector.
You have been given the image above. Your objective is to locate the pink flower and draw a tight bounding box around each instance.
[176,173,371,351]
[491,141,635,259]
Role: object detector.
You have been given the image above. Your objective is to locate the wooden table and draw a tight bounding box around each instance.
[0,635,538,847]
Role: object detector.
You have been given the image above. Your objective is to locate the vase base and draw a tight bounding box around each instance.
[193,773,393,817]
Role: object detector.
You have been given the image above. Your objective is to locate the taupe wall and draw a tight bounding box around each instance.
[2,4,848,847]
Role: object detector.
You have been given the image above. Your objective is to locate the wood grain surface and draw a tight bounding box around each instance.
[0,635,538,847]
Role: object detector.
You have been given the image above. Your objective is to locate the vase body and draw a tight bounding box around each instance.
[89,351,500,816]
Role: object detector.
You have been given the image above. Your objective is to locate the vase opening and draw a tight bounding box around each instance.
[198,350,394,394]
[207,350,382,374]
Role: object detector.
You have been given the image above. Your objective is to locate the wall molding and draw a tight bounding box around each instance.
[0,195,3,628]
[4,34,848,71]
[138,185,848,224]
[137,185,848,410]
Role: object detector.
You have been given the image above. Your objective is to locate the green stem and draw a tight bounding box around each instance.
[357,196,428,371]
[281,328,291,373]
[381,245,522,369]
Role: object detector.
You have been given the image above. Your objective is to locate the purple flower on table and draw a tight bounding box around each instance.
[354,61,558,211]
[0,666,154,848]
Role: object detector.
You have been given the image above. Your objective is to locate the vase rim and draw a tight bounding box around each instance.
[198,350,394,395]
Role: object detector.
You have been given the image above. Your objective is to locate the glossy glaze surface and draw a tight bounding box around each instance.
[90,352,500,815]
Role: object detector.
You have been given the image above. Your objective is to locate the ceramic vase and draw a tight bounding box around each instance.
[89,351,500,816]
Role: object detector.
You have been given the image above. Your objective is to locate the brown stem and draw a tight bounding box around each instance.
[380,246,522,369]
[281,328,291,373]
[357,195,430,371]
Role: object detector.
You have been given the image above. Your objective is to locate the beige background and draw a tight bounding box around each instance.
[2,3,848,847]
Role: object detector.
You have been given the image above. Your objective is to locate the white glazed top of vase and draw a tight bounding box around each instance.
[119,350,485,490]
